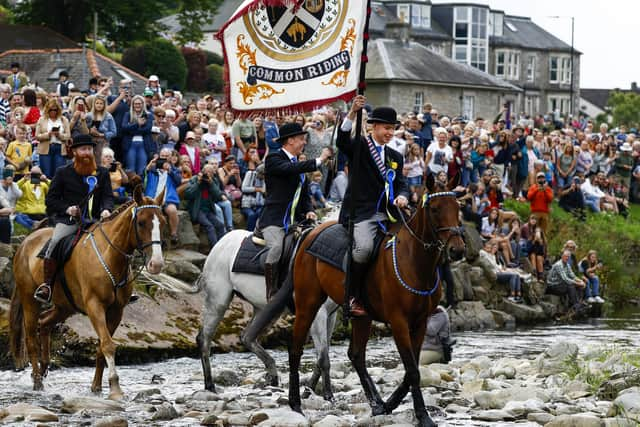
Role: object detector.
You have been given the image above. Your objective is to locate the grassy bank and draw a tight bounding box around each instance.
[503,200,640,305]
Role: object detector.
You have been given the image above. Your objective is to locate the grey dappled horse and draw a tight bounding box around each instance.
[194,229,338,398]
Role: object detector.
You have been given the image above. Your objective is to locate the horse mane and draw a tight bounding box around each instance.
[102,199,136,222]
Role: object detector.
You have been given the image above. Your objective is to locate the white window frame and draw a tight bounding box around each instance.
[414,92,424,114]
[548,95,570,114]
[526,56,536,82]
[397,4,410,24]
[525,95,540,115]
[453,6,488,71]
[411,4,431,29]
[495,49,519,80]
[462,95,475,120]
[491,13,503,37]
[549,55,571,84]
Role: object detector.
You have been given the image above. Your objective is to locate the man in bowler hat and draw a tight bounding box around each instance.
[34,134,114,303]
[259,122,332,299]
[338,95,410,316]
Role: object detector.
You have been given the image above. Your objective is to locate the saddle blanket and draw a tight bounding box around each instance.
[232,236,269,275]
[305,224,349,272]
[37,233,77,264]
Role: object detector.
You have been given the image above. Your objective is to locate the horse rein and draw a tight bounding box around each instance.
[86,203,164,289]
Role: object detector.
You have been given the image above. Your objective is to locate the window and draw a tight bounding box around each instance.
[548,95,570,114]
[549,55,571,84]
[525,95,540,115]
[397,4,410,23]
[48,67,68,81]
[113,67,135,82]
[411,4,430,28]
[414,92,424,114]
[489,12,504,37]
[505,21,518,32]
[526,56,536,82]
[495,50,519,80]
[462,95,475,120]
[453,6,488,71]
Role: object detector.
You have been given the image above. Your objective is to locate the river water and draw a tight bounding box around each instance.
[1,307,639,426]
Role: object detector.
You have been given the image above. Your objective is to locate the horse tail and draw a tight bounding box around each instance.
[9,285,26,369]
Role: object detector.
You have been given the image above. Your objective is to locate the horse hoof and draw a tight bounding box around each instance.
[372,404,386,417]
[290,405,304,415]
[205,384,216,393]
[417,415,436,427]
[266,374,279,387]
[108,391,124,401]
[323,393,334,402]
[91,388,102,395]
[33,381,44,391]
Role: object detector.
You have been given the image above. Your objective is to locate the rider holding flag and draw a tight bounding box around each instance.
[338,95,410,316]
[259,122,332,300]
[34,134,114,303]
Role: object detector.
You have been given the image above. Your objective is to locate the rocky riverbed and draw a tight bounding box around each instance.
[1,319,640,426]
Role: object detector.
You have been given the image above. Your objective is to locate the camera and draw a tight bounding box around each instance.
[30,173,41,185]
[109,162,118,172]
[156,158,166,170]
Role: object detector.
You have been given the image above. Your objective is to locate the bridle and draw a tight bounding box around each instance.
[400,191,464,260]
[85,203,164,289]
[387,191,464,297]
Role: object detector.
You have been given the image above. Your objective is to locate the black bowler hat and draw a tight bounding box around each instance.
[10,62,19,69]
[277,122,307,143]
[367,106,399,125]
[70,134,96,149]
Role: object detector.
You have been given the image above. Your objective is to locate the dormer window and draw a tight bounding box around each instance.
[411,4,431,29]
[397,4,410,23]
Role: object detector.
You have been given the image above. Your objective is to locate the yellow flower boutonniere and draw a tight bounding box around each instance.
[390,161,398,170]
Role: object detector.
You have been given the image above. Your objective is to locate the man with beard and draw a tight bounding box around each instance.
[33,134,114,303]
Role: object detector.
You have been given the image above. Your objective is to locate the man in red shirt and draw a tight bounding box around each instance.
[527,171,553,234]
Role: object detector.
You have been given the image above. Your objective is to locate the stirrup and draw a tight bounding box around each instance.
[349,298,368,317]
[34,284,52,304]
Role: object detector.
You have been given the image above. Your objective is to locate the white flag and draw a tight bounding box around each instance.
[217,0,368,114]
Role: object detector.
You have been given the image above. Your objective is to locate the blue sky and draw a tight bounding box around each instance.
[432,0,632,90]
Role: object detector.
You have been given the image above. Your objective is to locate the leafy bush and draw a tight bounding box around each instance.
[206,64,224,93]
[122,39,187,90]
[182,47,208,92]
[503,200,640,304]
[205,50,224,66]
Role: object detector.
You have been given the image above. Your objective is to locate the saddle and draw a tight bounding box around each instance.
[36,233,80,265]
[305,223,385,272]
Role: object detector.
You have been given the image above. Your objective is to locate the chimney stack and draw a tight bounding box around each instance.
[632,82,638,92]
[385,21,411,45]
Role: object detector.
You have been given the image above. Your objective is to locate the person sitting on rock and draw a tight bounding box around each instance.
[143,148,181,245]
[479,239,523,303]
[419,305,454,365]
[546,249,586,311]
[579,250,605,304]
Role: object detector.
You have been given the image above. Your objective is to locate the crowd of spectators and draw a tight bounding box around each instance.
[0,66,631,313]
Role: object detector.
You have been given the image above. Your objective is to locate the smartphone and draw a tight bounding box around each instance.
[77,104,85,112]
[30,173,41,185]
[109,162,118,172]
[156,158,166,170]
[51,126,59,132]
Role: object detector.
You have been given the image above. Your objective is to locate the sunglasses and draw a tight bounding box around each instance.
[156,114,166,118]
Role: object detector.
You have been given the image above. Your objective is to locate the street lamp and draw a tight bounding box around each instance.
[548,15,575,117]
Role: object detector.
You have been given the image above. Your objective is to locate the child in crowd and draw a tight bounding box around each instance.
[203,119,227,164]
[309,171,326,209]
[5,124,32,178]
[404,143,425,203]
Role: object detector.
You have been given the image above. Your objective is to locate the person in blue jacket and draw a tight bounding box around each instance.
[144,148,180,244]
[122,95,155,176]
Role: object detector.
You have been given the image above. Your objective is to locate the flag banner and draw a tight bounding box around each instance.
[216,0,368,114]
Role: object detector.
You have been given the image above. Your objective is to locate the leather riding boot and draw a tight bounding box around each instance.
[348,261,369,317]
[34,258,57,304]
[264,262,280,301]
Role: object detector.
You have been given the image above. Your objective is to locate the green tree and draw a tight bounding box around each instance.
[174,0,224,46]
[607,91,640,129]
[206,64,224,93]
[122,39,187,90]
[11,0,221,48]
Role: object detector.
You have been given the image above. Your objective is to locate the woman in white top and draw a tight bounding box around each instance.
[425,127,453,176]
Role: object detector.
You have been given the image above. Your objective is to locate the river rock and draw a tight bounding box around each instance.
[312,414,351,427]
[462,221,483,261]
[450,261,474,301]
[151,402,179,421]
[175,210,201,249]
[190,390,219,401]
[0,242,12,258]
[1,403,58,422]
[563,379,591,399]
[607,390,640,419]
[490,310,515,328]
[214,369,241,386]
[0,257,13,297]
[499,300,547,324]
[470,409,516,421]
[133,388,163,402]
[535,342,579,376]
[165,248,208,268]
[449,301,497,331]
[248,408,310,426]
[62,396,125,413]
[419,365,442,387]
[503,398,545,417]
[528,412,554,424]
[602,418,638,427]
[163,259,201,282]
[544,413,602,427]
[95,416,128,427]
[474,386,549,409]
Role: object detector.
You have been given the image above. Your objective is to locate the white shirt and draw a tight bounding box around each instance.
[341,117,385,163]
[155,171,168,201]
[282,147,322,167]
[426,143,453,174]
[203,132,225,162]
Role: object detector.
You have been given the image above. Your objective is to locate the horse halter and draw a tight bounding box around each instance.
[132,204,164,251]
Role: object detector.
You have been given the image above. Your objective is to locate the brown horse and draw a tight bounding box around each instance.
[9,186,165,400]
[288,176,465,427]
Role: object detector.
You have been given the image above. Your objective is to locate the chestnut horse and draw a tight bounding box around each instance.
[9,186,165,400]
[288,177,465,427]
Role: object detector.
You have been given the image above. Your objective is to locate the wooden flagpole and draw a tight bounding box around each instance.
[344,0,372,323]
